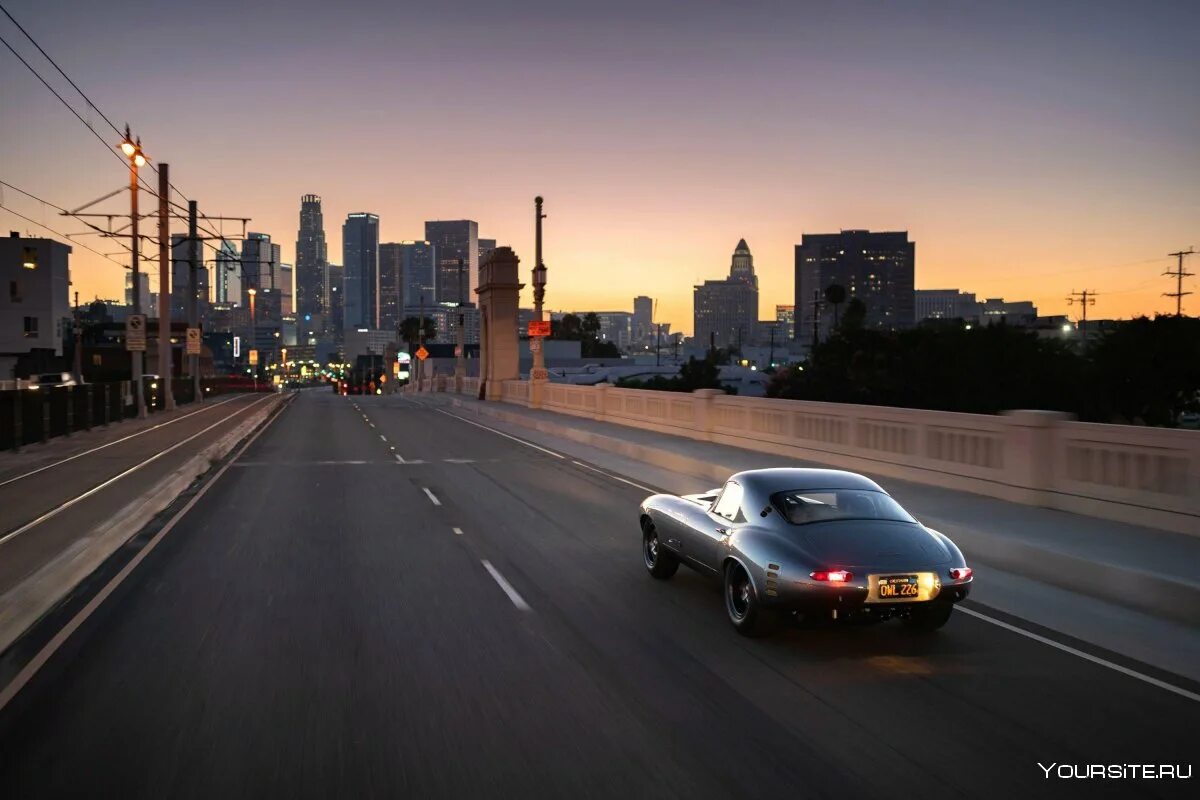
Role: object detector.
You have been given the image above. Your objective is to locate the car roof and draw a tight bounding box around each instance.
[727,468,884,494]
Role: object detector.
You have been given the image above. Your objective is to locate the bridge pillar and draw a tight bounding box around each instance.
[475,247,524,401]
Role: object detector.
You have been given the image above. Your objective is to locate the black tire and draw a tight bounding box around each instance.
[903,601,954,632]
[642,520,678,579]
[724,561,779,637]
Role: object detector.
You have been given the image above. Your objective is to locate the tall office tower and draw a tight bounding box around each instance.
[478,238,496,266]
[693,239,760,351]
[241,232,280,304]
[124,271,151,312]
[794,230,915,344]
[633,295,653,343]
[729,238,758,289]
[343,213,380,329]
[279,263,294,316]
[295,194,327,319]
[169,233,209,321]
[400,241,436,309]
[378,243,404,332]
[425,220,478,305]
[214,240,240,305]
[327,263,344,333]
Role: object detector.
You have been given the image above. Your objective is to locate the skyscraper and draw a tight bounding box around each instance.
[327,263,344,333]
[378,243,404,332]
[693,239,759,351]
[170,233,208,321]
[295,194,327,319]
[214,240,240,305]
[241,232,280,304]
[425,220,478,305]
[633,295,653,344]
[795,230,915,344]
[279,263,294,316]
[343,213,380,329]
[400,241,436,310]
[478,238,496,266]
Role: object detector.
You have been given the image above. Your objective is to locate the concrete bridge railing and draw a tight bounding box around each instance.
[439,379,1199,535]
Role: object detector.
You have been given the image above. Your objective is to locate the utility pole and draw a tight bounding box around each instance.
[709,330,716,361]
[655,323,662,366]
[188,200,201,401]
[157,163,175,410]
[768,325,776,369]
[455,256,466,386]
[124,126,146,418]
[418,292,425,389]
[1066,289,1097,343]
[1165,248,1195,317]
[73,290,82,382]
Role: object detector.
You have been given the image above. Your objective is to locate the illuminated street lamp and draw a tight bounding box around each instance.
[531,195,548,382]
[121,124,147,418]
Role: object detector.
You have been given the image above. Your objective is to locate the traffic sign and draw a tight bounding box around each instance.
[249,349,259,366]
[125,314,146,351]
[233,335,241,358]
[185,327,201,355]
[415,346,429,361]
[527,320,551,337]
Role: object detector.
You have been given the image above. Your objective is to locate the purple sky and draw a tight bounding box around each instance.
[2,0,1198,329]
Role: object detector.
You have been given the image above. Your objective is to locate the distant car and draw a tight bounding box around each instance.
[639,468,973,636]
[29,372,77,389]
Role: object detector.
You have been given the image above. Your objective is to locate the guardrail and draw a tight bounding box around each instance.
[439,378,1200,535]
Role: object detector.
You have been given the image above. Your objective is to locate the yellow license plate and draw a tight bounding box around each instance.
[879,575,920,599]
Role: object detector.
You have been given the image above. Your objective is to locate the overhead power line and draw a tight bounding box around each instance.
[0,202,130,270]
[1165,248,1195,317]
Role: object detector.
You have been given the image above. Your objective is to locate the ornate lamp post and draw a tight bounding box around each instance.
[531,196,548,383]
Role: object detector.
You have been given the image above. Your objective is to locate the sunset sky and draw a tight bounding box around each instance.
[2,0,1197,334]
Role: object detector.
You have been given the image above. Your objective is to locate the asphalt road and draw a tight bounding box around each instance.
[0,389,1195,798]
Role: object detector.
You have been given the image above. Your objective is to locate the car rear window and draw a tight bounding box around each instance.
[771,489,916,525]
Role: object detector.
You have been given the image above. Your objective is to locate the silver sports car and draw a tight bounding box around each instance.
[639,468,973,636]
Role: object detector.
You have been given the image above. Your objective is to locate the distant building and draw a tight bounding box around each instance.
[326,263,344,334]
[775,305,796,340]
[980,297,1037,325]
[241,232,281,303]
[693,239,760,351]
[279,263,293,316]
[170,233,209,322]
[214,240,240,305]
[795,229,915,345]
[125,271,150,312]
[478,238,496,266]
[916,289,978,322]
[399,241,436,310]
[1,233,71,378]
[633,295,653,344]
[378,243,404,332]
[343,213,380,330]
[295,194,327,319]
[425,219,478,305]
[414,304,481,346]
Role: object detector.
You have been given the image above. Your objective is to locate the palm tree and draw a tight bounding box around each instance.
[824,284,847,329]
[399,316,437,348]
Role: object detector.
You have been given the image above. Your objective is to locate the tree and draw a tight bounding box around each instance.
[824,284,847,328]
[582,312,602,340]
[840,297,867,332]
[399,316,437,347]
[551,313,583,340]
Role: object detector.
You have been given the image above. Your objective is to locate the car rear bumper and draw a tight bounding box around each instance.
[766,580,971,615]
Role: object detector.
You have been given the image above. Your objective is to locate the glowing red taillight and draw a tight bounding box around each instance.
[949,567,973,581]
[810,570,853,583]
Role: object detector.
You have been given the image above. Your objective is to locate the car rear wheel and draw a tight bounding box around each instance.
[724,562,778,637]
[902,601,954,632]
[642,520,678,579]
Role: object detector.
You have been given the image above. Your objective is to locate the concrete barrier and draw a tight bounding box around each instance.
[0,394,288,655]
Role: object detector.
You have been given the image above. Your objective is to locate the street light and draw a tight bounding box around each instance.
[121,124,147,418]
[531,195,548,382]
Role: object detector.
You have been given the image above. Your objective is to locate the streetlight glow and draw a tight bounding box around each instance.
[121,141,136,157]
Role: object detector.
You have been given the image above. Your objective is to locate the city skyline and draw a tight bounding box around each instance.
[1,0,1197,335]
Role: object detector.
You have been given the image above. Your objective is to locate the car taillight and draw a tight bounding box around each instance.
[811,570,853,583]
[949,567,973,580]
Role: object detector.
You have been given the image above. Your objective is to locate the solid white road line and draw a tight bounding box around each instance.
[0,395,274,548]
[481,560,531,611]
[452,527,463,535]
[0,390,285,712]
[0,394,241,489]
[435,409,564,459]
[422,487,441,506]
[570,459,656,493]
[958,607,1200,704]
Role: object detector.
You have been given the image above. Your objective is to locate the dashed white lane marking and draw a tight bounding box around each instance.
[481,560,531,611]
[452,527,463,536]
[434,409,564,459]
[379,434,387,442]
[443,458,475,464]
[570,460,656,493]
[369,423,375,428]
[958,607,1200,704]
[422,487,441,506]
